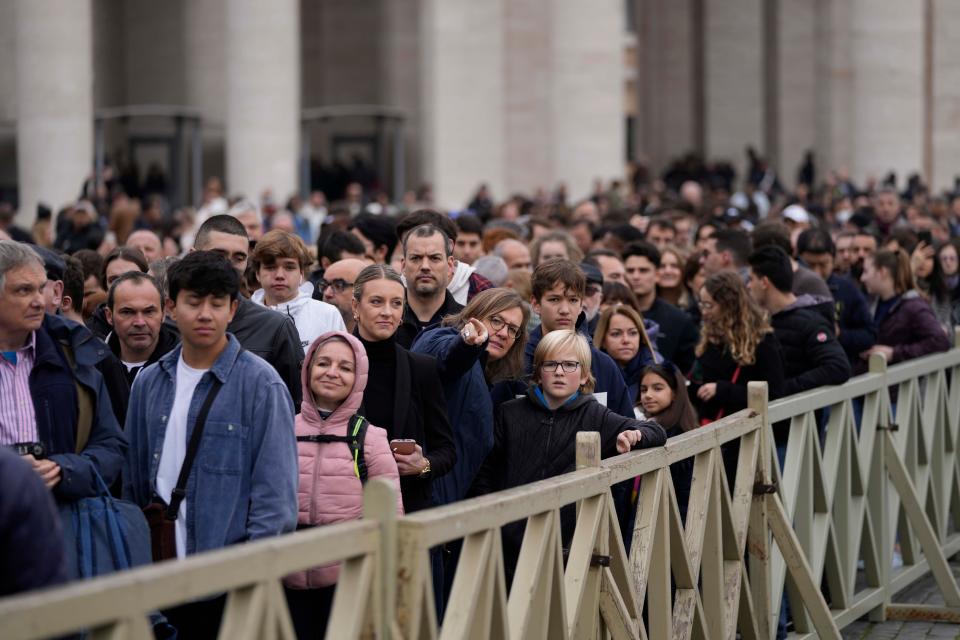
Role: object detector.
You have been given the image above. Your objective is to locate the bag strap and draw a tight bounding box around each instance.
[295,414,369,483]
[59,339,94,454]
[165,378,224,521]
[349,415,369,484]
[712,366,743,422]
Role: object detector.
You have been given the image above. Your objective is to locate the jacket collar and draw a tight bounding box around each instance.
[107,322,180,365]
[158,333,242,383]
[402,290,461,331]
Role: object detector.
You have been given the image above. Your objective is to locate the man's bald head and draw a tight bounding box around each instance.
[126,229,163,262]
[321,258,370,326]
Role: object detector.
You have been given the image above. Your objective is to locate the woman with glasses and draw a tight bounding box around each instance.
[470,330,665,584]
[411,288,530,506]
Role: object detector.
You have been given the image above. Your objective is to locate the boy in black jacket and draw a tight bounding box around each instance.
[471,330,665,583]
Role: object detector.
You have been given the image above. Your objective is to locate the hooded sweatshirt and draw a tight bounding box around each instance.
[252,282,345,352]
[284,331,403,590]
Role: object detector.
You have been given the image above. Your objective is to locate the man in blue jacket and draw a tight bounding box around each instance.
[0,240,126,503]
[124,251,297,637]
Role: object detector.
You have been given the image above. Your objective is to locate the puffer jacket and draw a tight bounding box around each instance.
[284,331,403,590]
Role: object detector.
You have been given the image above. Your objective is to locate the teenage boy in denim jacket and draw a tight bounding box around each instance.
[123,251,297,636]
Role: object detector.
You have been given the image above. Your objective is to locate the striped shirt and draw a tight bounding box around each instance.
[0,332,39,445]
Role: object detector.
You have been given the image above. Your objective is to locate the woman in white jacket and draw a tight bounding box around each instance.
[251,229,345,349]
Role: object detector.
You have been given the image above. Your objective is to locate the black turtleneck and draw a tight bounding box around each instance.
[357,332,398,437]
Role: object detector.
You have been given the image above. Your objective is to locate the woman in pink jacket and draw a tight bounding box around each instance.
[284,331,403,638]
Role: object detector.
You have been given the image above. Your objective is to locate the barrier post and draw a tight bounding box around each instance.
[363,478,398,639]
[747,381,773,638]
[867,352,890,622]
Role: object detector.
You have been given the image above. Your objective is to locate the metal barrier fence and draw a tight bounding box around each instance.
[2,342,960,639]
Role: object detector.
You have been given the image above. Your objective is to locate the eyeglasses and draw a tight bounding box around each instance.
[698,300,715,311]
[319,278,353,293]
[585,285,601,297]
[488,315,521,340]
[541,360,581,373]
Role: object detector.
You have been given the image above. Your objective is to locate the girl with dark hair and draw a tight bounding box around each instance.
[857,249,950,374]
[350,264,456,513]
[911,240,953,332]
[637,363,699,520]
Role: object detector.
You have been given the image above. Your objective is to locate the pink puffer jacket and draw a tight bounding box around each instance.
[284,331,403,590]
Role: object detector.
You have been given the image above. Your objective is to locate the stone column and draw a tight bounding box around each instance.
[774,0,817,186]
[703,0,763,180]
[419,0,505,209]
[15,0,93,226]
[225,0,299,201]
[813,0,854,177]
[503,0,552,195]
[636,0,698,174]
[849,0,924,185]
[550,0,625,201]
[932,0,960,192]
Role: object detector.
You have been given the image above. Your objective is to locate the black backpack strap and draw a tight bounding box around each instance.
[165,378,224,520]
[295,415,369,483]
[348,415,369,484]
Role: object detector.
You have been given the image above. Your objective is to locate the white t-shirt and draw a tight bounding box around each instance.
[121,359,147,372]
[155,356,208,559]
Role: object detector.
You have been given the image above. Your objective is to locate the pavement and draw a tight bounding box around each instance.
[840,561,960,639]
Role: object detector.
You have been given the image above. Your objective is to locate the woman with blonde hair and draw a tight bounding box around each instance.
[656,244,691,309]
[690,271,785,423]
[593,305,660,407]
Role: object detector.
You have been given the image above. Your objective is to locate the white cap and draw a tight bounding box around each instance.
[782,205,811,224]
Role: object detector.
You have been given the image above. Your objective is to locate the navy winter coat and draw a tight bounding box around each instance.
[411,326,494,505]
[30,314,127,502]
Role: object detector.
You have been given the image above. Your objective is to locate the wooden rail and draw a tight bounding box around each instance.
[2,339,960,639]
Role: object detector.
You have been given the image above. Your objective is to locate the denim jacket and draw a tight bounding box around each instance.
[123,334,298,555]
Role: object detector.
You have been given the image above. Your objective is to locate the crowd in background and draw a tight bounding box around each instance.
[2,146,959,638]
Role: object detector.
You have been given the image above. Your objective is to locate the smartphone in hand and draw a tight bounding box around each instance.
[390,439,417,455]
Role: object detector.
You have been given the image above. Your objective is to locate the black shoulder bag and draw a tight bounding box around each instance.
[142,378,224,562]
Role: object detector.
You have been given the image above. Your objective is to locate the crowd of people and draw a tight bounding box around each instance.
[1,156,959,637]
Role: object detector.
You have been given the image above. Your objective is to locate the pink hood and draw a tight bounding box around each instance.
[299,331,369,430]
[285,331,403,590]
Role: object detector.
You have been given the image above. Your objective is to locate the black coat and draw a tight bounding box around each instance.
[642,297,699,375]
[104,321,181,423]
[828,273,877,364]
[771,296,851,397]
[690,332,785,421]
[395,291,464,350]
[227,297,305,408]
[360,339,458,513]
[471,389,666,580]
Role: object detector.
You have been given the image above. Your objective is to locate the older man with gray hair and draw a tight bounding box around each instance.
[0,240,125,506]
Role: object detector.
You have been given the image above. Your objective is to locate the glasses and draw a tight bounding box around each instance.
[487,315,521,340]
[541,360,581,373]
[585,284,601,297]
[318,278,353,293]
[698,300,715,311]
